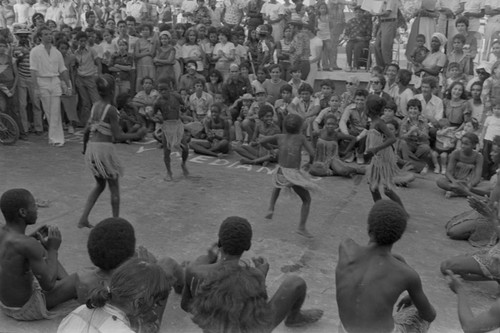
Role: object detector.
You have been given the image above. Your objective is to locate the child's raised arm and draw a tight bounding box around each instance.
[258,134,279,146]
[108,105,147,141]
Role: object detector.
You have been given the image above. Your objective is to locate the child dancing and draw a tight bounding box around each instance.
[80,74,147,229]
[154,77,190,181]
[259,114,318,238]
[364,95,406,213]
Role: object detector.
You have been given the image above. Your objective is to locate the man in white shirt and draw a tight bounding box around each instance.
[13,0,31,25]
[413,77,443,126]
[30,26,72,147]
[460,0,485,33]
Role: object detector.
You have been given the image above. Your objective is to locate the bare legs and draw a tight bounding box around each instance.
[269,276,323,329]
[191,140,229,158]
[265,186,313,238]
[78,176,106,228]
[163,136,190,181]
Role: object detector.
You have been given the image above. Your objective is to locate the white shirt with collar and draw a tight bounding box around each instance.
[414,93,444,122]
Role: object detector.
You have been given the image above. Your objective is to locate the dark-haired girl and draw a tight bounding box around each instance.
[79,75,147,229]
[365,96,406,212]
[437,133,484,198]
[444,81,471,127]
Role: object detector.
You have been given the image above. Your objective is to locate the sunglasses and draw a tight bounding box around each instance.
[370,81,380,84]
[346,82,354,85]
[476,71,487,75]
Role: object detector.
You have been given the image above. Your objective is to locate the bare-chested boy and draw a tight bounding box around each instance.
[336,200,436,333]
[0,188,77,320]
[181,216,323,332]
[259,113,318,238]
[154,77,190,181]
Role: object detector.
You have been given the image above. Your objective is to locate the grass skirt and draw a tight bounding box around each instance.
[273,166,320,191]
[85,142,123,179]
[162,119,184,151]
[339,306,429,333]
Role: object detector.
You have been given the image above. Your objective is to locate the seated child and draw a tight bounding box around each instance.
[313,94,342,133]
[190,103,230,158]
[0,189,77,321]
[385,119,418,186]
[116,93,147,139]
[455,118,479,150]
[309,115,365,178]
[232,93,255,144]
[436,133,484,198]
[432,118,458,174]
[380,100,401,125]
[234,105,281,165]
[408,34,429,68]
[315,79,335,110]
[480,103,500,180]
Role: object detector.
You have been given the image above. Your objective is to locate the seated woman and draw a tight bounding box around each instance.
[58,258,172,333]
[385,119,417,186]
[444,137,500,244]
[234,105,281,165]
[436,133,483,198]
[400,99,433,174]
[190,103,230,158]
[309,115,365,178]
[413,33,447,81]
[131,76,160,130]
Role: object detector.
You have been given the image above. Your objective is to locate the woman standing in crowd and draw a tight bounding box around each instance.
[134,23,155,91]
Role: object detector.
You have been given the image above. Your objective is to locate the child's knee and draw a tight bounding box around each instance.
[282,275,306,293]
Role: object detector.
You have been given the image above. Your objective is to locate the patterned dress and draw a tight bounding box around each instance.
[365,128,399,191]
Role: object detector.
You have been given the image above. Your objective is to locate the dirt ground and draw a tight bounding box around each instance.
[0,132,498,333]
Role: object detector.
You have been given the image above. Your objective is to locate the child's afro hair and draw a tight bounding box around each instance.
[258,104,274,119]
[218,216,252,256]
[367,200,407,246]
[87,217,136,271]
[283,114,303,134]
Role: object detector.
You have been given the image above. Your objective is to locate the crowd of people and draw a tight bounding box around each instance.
[3,0,500,331]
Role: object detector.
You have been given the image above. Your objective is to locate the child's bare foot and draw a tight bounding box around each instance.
[77,220,93,229]
[296,228,313,238]
[240,158,253,165]
[181,164,189,177]
[285,309,323,327]
[265,210,274,219]
[164,171,173,182]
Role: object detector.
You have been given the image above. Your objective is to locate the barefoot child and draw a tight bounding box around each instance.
[364,96,406,212]
[80,74,147,228]
[190,103,230,158]
[235,105,281,165]
[259,114,318,238]
[0,189,78,320]
[309,115,365,178]
[154,77,190,181]
[336,200,436,333]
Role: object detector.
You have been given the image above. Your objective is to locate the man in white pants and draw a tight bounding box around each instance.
[30,26,72,147]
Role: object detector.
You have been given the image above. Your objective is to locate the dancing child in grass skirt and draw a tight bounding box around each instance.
[364,95,407,214]
[259,114,319,238]
[154,77,190,181]
[79,74,147,229]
